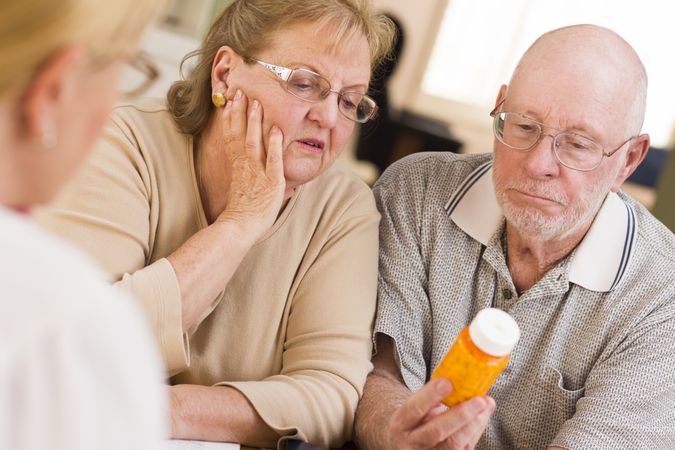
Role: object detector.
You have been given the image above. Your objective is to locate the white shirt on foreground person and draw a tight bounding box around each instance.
[0,206,167,450]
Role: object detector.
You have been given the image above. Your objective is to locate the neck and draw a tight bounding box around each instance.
[505,221,590,293]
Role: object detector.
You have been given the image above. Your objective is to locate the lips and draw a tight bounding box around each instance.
[504,179,568,206]
[297,138,325,153]
[512,189,565,206]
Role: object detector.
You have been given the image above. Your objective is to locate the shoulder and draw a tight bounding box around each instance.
[375,152,491,192]
[0,208,106,283]
[621,193,675,271]
[87,98,191,183]
[373,151,492,209]
[0,209,145,343]
[615,193,675,309]
[110,97,175,131]
[106,98,188,158]
[0,209,167,446]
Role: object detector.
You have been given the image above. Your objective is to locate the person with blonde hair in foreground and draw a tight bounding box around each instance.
[355,24,674,449]
[0,1,166,449]
[37,0,395,447]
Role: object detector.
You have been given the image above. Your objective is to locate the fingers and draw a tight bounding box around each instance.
[391,378,452,433]
[228,89,248,160]
[406,395,492,449]
[446,396,495,449]
[214,89,286,234]
[266,125,285,186]
[422,403,447,423]
[389,383,494,450]
[226,90,277,173]
[216,89,233,136]
[244,99,264,165]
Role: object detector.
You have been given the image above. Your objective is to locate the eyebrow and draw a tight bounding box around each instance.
[522,110,601,142]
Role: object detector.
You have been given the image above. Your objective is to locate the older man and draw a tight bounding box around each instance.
[355,25,675,449]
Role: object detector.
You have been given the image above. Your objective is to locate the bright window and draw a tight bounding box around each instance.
[419,0,675,147]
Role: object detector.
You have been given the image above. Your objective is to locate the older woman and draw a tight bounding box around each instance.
[38,0,394,447]
[0,0,166,449]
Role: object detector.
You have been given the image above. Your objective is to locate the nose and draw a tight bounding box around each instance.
[522,132,561,178]
[307,92,339,129]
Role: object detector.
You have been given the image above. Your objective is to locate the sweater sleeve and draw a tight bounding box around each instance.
[35,117,188,374]
[217,189,380,448]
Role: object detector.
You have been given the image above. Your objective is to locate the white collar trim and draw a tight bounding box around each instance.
[444,161,637,292]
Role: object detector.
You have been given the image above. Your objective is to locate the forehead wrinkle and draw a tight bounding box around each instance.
[510,25,646,136]
[278,56,370,92]
[277,54,370,93]
[267,21,371,83]
[509,68,632,142]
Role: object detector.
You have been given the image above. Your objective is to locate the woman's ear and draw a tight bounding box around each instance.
[21,46,85,147]
[211,46,239,96]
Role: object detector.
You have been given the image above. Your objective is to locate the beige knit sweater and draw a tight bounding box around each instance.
[37,99,380,448]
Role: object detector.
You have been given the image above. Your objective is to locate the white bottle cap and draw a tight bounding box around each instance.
[468,308,520,357]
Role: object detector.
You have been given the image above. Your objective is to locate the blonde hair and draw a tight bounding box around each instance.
[0,0,165,99]
[168,0,396,137]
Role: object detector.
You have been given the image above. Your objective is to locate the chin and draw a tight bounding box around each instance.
[284,165,322,188]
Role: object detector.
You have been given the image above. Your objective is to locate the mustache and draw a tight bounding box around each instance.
[503,179,568,206]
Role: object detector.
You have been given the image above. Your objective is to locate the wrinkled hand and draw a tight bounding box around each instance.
[389,378,495,450]
[214,90,285,239]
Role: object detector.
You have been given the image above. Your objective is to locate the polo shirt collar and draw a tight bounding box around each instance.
[444,161,637,292]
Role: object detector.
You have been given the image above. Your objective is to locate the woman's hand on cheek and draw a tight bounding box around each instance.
[215,90,286,239]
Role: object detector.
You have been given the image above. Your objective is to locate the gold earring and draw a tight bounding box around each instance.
[211,92,226,107]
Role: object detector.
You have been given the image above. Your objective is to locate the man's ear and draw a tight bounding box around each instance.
[21,46,85,144]
[611,133,650,192]
[211,46,240,96]
[495,84,508,109]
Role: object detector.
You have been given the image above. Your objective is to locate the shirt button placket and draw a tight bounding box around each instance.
[493,282,516,309]
[502,288,513,300]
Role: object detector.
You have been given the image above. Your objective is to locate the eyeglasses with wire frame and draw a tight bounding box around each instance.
[254,59,378,124]
[489,101,634,172]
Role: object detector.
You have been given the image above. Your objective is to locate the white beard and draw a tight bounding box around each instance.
[493,171,616,242]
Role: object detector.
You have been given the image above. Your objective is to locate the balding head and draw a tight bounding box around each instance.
[491,25,651,244]
[509,24,647,136]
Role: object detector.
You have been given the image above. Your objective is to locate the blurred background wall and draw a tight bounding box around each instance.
[127,0,675,231]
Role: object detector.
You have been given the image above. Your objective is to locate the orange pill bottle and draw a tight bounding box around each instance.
[431,308,520,407]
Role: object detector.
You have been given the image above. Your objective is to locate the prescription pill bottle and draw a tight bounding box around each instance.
[431,308,520,407]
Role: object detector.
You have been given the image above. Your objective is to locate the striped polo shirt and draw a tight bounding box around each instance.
[373,152,675,449]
